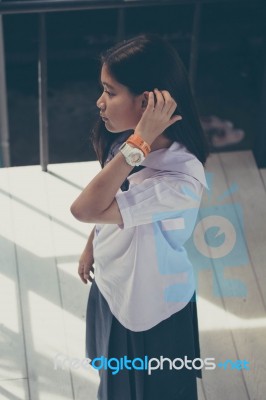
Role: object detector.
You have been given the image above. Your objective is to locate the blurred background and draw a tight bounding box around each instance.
[1,0,266,166]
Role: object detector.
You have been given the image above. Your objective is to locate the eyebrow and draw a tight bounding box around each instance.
[100,81,116,91]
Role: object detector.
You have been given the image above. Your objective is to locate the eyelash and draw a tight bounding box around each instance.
[104,89,114,97]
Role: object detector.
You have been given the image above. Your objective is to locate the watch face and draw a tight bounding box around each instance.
[129,148,145,166]
[130,153,142,163]
[120,143,145,166]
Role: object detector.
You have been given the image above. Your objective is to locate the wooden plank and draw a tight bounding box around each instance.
[219,152,266,306]
[259,168,266,190]
[7,165,74,400]
[206,151,266,400]
[0,167,29,399]
[0,379,29,400]
[197,379,206,400]
[187,153,250,400]
[44,161,101,400]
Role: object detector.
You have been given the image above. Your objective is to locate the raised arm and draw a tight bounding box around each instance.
[70,90,181,224]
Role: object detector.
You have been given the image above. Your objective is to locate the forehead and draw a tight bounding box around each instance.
[100,64,126,92]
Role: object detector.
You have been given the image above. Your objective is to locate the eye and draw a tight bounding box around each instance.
[104,89,114,97]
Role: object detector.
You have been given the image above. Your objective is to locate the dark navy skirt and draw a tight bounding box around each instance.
[86,279,202,400]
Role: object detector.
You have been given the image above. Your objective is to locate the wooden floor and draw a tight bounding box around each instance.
[0,150,266,400]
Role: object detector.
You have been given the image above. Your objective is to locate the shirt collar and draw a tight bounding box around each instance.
[131,141,209,189]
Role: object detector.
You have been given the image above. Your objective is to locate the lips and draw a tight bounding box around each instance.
[100,114,108,121]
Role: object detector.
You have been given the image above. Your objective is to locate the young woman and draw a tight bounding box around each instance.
[70,33,209,400]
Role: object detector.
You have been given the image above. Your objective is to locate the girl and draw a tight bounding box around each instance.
[70,33,209,400]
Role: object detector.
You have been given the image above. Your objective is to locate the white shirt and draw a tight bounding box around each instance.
[93,140,208,332]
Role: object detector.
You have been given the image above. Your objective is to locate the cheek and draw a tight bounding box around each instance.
[124,102,140,119]
[110,98,140,124]
[129,107,142,125]
[113,103,132,120]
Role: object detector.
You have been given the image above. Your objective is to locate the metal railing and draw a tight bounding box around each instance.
[0,0,264,170]
[0,0,244,15]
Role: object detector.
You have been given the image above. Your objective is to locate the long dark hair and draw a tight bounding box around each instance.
[91,33,210,167]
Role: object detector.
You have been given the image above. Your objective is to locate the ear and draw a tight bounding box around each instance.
[141,91,149,109]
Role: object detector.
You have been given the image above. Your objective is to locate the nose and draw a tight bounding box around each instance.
[96,94,106,111]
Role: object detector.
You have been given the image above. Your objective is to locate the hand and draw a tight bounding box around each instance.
[78,245,94,284]
[135,89,182,145]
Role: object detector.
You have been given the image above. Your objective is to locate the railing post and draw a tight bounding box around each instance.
[38,13,49,171]
[189,1,201,96]
[0,2,11,168]
[116,8,125,43]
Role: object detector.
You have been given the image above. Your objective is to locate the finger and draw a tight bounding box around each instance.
[84,265,94,278]
[154,89,165,112]
[84,265,94,282]
[160,91,177,114]
[166,100,178,117]
[81,277,88,284]
[166,114,183,128]
[160,90,171,102]
[87,268,95,283]
[79,271,88,284]
[78,263,94,284]
[84,264,94,274]
[78,264,85,277]
[146,91,155,112]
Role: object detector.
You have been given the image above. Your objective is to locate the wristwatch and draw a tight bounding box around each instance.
[126,133,151,157]
[119,142,145,166]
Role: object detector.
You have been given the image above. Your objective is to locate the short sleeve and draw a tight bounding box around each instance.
[115,175,203,230]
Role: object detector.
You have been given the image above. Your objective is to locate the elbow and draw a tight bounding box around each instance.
[70,203,81,220]
[70,202,96,223]
[70,203,88,222]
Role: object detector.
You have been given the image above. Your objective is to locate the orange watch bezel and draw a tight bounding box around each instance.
[126,134,151,157]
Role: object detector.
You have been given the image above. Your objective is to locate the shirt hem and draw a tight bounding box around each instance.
[94,277,196,332]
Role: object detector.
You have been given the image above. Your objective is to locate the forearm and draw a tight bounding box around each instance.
[70,152,134,220]
[85,226,96,249]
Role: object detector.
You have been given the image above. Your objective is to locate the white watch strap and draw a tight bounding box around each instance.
[119,142,135,158]
[119,142,145,166]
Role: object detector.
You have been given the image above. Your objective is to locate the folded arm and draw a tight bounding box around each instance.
[70,151,134,224]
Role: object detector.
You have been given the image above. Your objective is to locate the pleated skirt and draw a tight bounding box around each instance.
[85,279,202,400]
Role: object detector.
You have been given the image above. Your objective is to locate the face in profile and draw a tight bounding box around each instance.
[96,63,145,133]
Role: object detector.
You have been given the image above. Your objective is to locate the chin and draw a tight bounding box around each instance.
[104,119,136,133]
[107,126,131,134]
[106,128,121,134]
